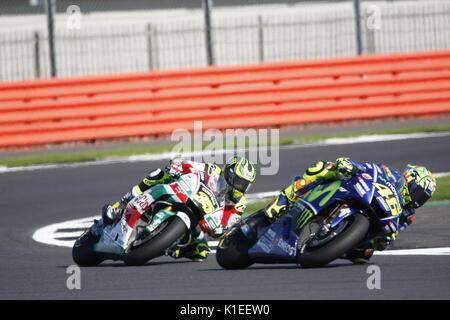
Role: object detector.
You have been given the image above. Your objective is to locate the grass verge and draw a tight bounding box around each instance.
[434,175,450,202]
[278,124,450,146]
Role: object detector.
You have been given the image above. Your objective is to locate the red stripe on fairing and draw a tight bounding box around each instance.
[124,206,142,228]
[182,163,194,174]
[199,220,211,233]
[170,183,188,203]
[221,206,237,227]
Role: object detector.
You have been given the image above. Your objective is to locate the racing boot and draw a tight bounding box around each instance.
[342,244,374,264]
[372,235,396,251]
[167,238,211,262]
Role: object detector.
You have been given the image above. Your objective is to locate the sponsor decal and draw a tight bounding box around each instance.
[205,210,223,229]
[134,194,152,213]
[170,183,189,203]
[178,173,199,194]
[338,207,352,218]
[275,236,296,256]
[355,183,367,197]
[305,181,342,207]
[382,164,393,179]
[376,196,390,212]
[375,165,383,175]
[295,208,314,230]
[358,177,371,192]
[362,173,372,180]
[259,229,276,253]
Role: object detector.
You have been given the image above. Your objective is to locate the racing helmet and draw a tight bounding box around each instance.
[399,165,436,208]
[223,157,256,193]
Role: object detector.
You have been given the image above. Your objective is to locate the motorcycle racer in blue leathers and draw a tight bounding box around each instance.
[264,157,437,263]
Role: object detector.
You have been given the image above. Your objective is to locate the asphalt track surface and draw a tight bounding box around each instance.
[1,135,450,299]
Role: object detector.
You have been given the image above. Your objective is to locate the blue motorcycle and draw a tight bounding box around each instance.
[216,163,402,268]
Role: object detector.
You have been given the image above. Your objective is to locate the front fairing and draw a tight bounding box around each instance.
[248,205,304,263]
[370,165,403,236]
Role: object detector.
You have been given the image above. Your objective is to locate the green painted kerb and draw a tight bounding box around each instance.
[425,200,450,207]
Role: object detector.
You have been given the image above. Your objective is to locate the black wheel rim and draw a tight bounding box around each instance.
[131,219,171,248]
[305,219,350,250]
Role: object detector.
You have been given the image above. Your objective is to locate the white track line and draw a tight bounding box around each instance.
[33,215,450,256]
[322,132,450,145]
[32,216,99,248]
[374,247,450,256]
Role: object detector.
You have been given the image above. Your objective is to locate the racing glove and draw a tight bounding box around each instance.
[103,201,126,225]
[264,191,290,220]
[166,158,185,177]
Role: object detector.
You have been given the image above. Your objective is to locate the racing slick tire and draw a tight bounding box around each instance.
[297,213,369,268]
[124,216,188,266]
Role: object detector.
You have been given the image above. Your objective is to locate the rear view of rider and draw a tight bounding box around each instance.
[103,156,257,261]
[264,157,437,263]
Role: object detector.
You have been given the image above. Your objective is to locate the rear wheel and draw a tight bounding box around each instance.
[72,230,104,267]
[297,213,369,268]
[124,216,188,266]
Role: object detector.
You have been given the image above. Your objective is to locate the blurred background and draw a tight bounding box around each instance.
[1,0,450,81]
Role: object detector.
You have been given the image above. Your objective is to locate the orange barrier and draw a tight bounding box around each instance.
[1,49,450,148]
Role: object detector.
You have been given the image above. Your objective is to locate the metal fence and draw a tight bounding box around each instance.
[1,0,450,82]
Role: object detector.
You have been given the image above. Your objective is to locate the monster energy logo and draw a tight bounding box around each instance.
[296,208,314,230]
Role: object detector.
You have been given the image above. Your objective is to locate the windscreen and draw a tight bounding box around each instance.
[207,174,228,200]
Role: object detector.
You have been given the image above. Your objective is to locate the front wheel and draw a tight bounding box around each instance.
[123,216,188,266]
[216,226,256,270]
[72,229,104,267]
[297,213,369,268]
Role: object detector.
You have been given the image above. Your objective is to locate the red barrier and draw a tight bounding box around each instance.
[0,49,449,148]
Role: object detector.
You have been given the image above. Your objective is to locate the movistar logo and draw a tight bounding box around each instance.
[305,181,341,207]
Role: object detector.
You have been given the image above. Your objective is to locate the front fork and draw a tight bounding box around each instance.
[317,203,350,236]
[298,204,353,253]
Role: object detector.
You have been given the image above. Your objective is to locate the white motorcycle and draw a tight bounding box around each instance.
[72,170,237,266]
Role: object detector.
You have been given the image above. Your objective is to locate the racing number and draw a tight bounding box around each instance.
[373,182,401,216]
[193,192,215,214]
